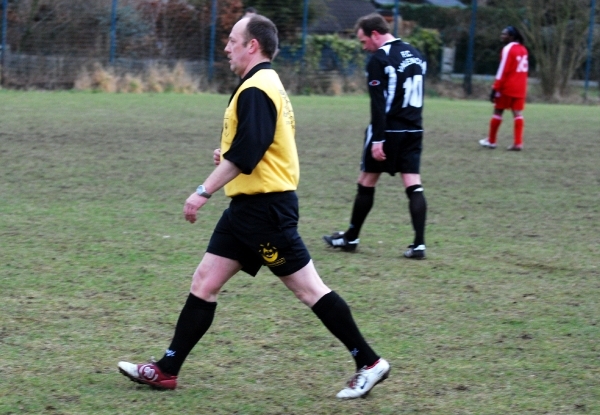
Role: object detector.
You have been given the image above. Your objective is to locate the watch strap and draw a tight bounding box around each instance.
[196,185,212,198]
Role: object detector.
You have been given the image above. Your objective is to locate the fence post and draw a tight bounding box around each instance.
[301,0,309,64]
[109,0,118,64]
[208,0,217,82]
[583,0,596,101]
[393,0,400,38]
[1,0,8,86]
[463,0,477,95]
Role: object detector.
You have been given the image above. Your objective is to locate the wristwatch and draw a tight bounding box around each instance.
[196,185,212,198]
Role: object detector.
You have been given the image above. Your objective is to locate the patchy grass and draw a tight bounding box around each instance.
[0,91,599,414]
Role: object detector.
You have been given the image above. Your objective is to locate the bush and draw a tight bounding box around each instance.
[304,34,364,74]
[274,30,442,95]
[403,28,443,76]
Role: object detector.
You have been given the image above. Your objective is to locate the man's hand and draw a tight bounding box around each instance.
[213,148,221,166]
[371,141,386,161]
[183,192,210,224]
[490,89,497,103]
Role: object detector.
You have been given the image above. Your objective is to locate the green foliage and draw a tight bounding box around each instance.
[400,3,465,42]
[244,0,327,39]
[304,34,363,72]
[403,27,443,76]
[99,5,153,42]
[301,27,442,77]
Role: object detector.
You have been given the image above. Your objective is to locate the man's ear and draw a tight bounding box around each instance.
[248,38,260,54]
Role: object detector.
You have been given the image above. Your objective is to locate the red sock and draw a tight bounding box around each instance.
[514,116,524,146]
[489,115,502,144]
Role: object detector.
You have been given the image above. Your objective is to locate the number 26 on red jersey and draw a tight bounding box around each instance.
[516,55,528,73]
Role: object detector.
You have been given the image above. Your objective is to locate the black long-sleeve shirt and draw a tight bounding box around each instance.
[366,39,426,143]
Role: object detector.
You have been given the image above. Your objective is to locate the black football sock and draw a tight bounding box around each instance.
[156,293,217,376]
[406,185,427,246]
[311,291,379,370]
[345,184,375,241]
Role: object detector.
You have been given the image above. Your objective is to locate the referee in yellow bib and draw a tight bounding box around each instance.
[118,14,389,400]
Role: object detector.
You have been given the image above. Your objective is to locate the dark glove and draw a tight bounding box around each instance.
[489,89,497,103]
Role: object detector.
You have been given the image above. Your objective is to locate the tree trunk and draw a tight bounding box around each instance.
[514,0,593,100]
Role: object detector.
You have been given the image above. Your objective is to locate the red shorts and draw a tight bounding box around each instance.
[494,94,525,111]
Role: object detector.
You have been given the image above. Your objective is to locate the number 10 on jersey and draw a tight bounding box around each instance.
[402,75,423,108]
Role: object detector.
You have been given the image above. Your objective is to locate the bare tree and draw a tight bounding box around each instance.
[511,0,594,100]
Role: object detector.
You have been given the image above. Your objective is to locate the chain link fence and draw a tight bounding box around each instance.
[0,0,218,88]
[1,0,597,96]
[0,0,383,91]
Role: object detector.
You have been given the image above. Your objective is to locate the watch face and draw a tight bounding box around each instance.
[197,185,211,197]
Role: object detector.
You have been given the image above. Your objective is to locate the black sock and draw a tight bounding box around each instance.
[156,293,217,376]
[406,185,427,246]
[311,291,379,370]
[345,184,375,241]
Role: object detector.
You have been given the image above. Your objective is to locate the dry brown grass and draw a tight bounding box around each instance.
[119,73,145,94]
[74,62,201,93]
[92,63,118,93]
[71,61,599,105]
[277,68,368,96]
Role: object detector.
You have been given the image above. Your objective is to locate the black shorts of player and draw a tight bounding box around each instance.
[361,129,423,176]
[207,191,311,277]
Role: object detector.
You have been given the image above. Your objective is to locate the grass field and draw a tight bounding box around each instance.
[1,90,599,415]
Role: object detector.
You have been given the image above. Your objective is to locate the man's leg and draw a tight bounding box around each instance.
[488,109,504,145]
[280,261,379,370]
[512,109,524,148]
[323,172,380,251]
[156,254,241,375]
[402,173,427,259]
[344,172,381,241]
[280,261,389,399]
[119,253,240,388]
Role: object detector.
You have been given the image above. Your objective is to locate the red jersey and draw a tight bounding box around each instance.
[492,42,528,98]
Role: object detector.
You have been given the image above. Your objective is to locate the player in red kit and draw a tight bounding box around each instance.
[479,26,528,151]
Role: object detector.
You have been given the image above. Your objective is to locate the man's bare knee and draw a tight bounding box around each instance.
[189,255,240,302]
[190,265,218,301]
[358,172,380,187]
[280,261,331,307]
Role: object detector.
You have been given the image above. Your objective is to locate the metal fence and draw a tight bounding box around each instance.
[0,0,598,96]
[0,0,216,88]
[0,0,381,90]
[0,0,413,90]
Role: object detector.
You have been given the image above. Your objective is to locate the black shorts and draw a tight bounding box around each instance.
[207,191,311,277]
[361,127,423,175]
